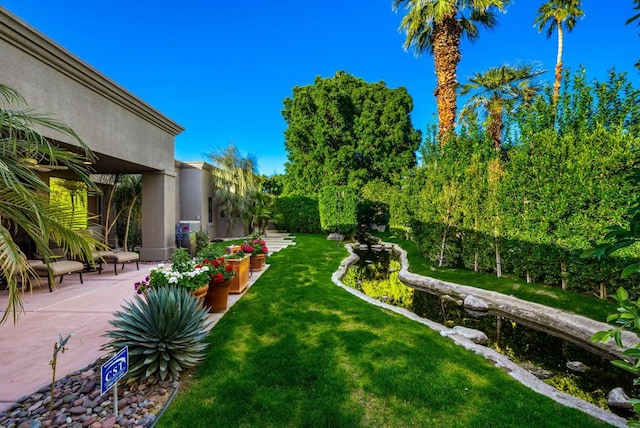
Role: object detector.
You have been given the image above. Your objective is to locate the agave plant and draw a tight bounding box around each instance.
[103,286,212,381]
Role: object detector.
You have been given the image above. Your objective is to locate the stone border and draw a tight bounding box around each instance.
[331,242,628,428]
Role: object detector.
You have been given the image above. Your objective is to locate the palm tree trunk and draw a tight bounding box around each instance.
[553,20,564,106]
[432,16,462,146]
[489,104,503,151]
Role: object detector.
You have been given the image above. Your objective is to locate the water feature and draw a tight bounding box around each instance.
[342,245,638,414]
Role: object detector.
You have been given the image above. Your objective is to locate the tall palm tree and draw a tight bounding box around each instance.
[393,0,509,146]
[0,84,101,324]
[209,144,259,237]
[534,0,584,106]
[459,63,545,150]
[627,0,640,69]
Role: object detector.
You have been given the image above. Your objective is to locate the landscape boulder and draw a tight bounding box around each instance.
[463,295,489,312]
[441,326,489,345]
[608,387,633,410]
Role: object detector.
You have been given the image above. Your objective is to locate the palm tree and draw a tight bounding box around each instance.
[209,144,259,237]
[248,190,275,236]
[534,0,584,106]
[459,63,545,150]
[392,0,509,146]
[0,84,101,324]
[627,0,640,69]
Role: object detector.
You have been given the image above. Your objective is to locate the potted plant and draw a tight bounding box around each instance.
[241,236,268,271]
[200,257,236,312]
[134,248,212,301]
[224,250,251,294]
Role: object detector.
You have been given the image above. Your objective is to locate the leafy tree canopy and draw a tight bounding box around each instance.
[281,71,422,195]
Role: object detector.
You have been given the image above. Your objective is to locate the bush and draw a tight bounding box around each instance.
[273,195,321,233]
[194,231,210,255]
[318,186,358,237]
[103,286,211,382]
[197,243,225,261]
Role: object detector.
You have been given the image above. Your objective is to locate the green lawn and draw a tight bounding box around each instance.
[157,234,610,427]
[380,233,617,324]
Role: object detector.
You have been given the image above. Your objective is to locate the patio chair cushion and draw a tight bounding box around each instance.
[32,260,84,292]
[101,251,140,275]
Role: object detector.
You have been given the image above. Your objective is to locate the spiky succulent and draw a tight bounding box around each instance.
[103,286,212,382]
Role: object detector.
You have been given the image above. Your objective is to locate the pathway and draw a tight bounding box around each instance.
[0,233,294,411]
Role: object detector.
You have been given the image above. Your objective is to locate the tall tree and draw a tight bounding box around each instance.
[393,0,508,144]
[534,0,584,106]
[0,84,101,323]
[209,144,259,237]
[459,63,545,150]
[282,71,421,195]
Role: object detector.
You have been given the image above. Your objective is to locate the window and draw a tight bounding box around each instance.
[208,197,213,223]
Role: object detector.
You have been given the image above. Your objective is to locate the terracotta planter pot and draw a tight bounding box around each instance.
[204,279,231,312]
[250,254,266,271]
[226,255,250,294]
[190,284,209,302]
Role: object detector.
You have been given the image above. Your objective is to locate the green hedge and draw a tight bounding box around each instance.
[318,186,358,236]
[272,196,321,233]
[409,221,640,297]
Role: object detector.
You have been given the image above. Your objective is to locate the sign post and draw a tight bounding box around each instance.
[101,346,129,417]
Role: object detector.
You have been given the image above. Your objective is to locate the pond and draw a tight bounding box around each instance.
[341,245,638,414]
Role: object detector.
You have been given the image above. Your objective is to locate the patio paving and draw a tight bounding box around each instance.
[0,233,294,412]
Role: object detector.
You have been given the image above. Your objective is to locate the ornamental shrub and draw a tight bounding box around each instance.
[272,195,321,233]
[318,186,359,237]
[104,286,211,382]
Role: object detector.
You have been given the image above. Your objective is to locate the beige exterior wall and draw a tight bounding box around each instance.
[0,7,184,261]
[176,161,245,239]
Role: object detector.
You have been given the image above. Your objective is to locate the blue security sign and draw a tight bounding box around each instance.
[101,346,129,395]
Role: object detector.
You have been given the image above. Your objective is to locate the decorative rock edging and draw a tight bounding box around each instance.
[0,360,177,428]
[331,242,628,428]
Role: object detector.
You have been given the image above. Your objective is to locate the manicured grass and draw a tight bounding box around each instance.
[380,233,617,324]
[158,234,609,427]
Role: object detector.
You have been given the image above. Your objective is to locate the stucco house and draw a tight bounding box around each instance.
[175,161,245,242]
[0,7,241,260]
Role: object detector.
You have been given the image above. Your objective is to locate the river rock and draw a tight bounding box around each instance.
[463,295,489,311]
[566,361,590,373]
[327,233,344,241]
[608,387,634,410]
[441,326,489,345]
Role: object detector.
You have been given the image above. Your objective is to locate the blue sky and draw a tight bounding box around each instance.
[1,1,638,175]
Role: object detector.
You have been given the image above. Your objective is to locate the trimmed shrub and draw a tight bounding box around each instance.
[319,186,359,237]
[272,195,321,233]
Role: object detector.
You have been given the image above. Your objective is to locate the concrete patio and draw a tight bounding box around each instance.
[0,233,295,412]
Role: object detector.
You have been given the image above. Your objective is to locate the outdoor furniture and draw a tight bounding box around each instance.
[31,259,84,292]
[84,250,117,273]
[101,251,140,275]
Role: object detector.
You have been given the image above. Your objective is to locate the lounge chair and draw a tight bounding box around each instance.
[100,251,140,275]
[31,258,84,292]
